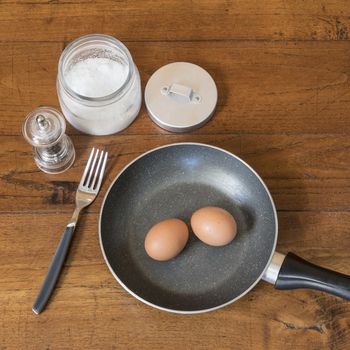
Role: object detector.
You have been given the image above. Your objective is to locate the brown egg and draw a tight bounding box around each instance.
[191,207,237,246]
[144,218,189,261]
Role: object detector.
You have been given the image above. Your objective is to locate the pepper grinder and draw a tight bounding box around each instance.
[22,106,75,174]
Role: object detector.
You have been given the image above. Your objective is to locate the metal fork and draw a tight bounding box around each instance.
[32,148,108,314]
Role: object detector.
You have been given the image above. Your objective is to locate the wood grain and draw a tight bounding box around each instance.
[2,41,350,135]
[1,134,350,213]
[1,212,350,349]
[1,0,350,349]
[1,1,350,42]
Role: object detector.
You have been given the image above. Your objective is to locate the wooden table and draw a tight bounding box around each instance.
[1,1,350,349]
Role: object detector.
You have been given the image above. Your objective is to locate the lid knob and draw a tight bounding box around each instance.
[161,83,201,104]
[36,114,49,130]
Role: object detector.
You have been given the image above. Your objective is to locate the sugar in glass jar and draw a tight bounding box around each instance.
[57,34,142,135]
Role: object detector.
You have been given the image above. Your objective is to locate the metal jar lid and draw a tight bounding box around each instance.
[144,62,218,132]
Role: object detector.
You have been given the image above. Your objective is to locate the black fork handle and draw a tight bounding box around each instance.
[32,225,76,314]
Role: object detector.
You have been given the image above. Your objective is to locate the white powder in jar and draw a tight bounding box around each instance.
[58,56,141,135]
[64,58,129,98]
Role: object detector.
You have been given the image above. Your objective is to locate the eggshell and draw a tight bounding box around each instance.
[144,218,189,261]
[191,207,237,246]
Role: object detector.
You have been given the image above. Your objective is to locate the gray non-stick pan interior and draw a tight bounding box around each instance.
[100,143,277,312]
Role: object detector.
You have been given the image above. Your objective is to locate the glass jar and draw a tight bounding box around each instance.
[57,34,142,136]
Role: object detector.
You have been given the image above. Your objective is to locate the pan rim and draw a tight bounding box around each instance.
[99,142,278,314]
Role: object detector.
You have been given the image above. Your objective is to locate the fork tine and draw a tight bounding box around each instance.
[80,148,95,187]
[85,149,99,187]
[95,151,108,191]
[91,150,104,189]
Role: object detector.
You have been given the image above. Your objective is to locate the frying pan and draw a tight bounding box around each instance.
[99,143,350,313]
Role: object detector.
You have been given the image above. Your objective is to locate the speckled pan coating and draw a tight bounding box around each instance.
[99,143,278,313]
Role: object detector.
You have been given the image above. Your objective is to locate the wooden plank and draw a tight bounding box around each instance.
[1,1,350,42]
[0,211,349,349]
[2,41,350,136]
[1,134,349,213]
[2,1,350,349]
[2,211,349,276]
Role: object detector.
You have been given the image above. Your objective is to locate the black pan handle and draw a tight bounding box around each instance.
[263,252,350,301]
